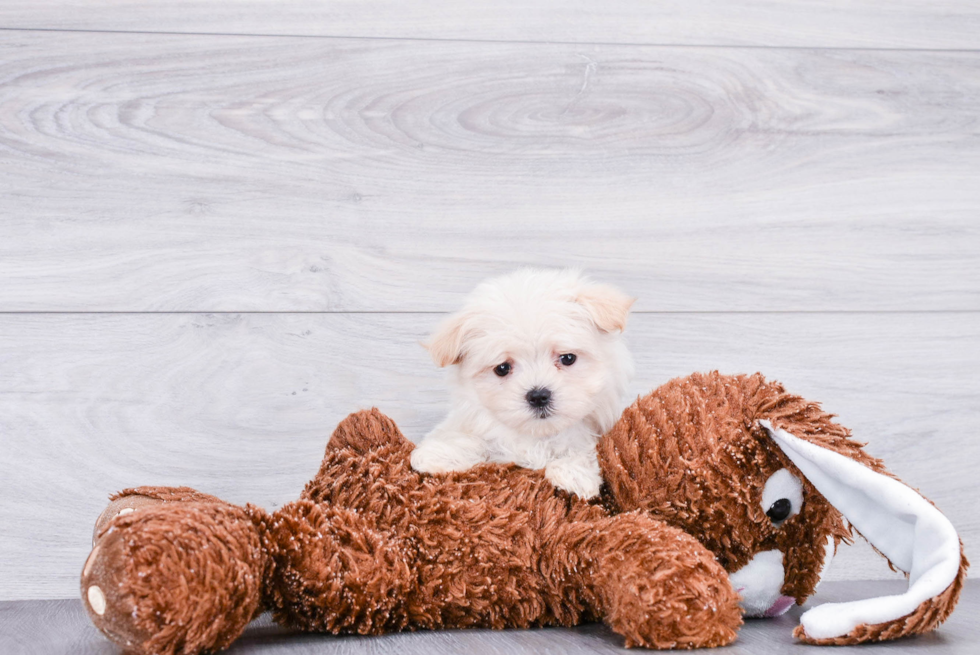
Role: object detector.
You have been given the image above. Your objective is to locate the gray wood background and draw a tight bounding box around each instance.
[1,1,978,603]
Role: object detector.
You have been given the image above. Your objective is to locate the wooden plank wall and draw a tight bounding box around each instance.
[0,2,977,600]
[3,0,980,48]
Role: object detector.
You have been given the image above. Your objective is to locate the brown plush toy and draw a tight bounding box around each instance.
[80,372,967,654]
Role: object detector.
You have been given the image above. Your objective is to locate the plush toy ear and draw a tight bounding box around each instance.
[423,311,470,367]
[574,283,635,333]
[760,420,967,644]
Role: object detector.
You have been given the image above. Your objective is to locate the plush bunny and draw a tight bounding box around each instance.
[598,372,967,643]
[80,372,966,653]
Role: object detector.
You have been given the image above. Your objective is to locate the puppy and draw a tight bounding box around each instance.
[411,268,634,498]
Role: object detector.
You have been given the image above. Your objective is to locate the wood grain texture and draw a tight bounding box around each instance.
[2,581,978,654]
[2,1,980,49]
[1,312,976,600]
[1,32,979,312]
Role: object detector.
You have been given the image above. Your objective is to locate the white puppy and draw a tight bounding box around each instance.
[410,268,634,499]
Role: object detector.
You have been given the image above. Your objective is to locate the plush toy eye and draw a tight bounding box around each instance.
[559,353,577,366]
[766,498,793,523]
[761,468,803,526]
[493,362,511,377]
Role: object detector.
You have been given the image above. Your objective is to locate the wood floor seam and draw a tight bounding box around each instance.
[2,25,980,53]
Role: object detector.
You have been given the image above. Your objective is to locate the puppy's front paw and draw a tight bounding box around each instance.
[545,453,602,499]
[410,438,485,474]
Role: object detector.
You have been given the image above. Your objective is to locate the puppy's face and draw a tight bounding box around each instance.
[427,269,633,438]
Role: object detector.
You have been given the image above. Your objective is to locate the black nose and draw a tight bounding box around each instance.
[525,387,552,409]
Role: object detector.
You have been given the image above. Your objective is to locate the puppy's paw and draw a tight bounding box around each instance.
[546,453,602,499]
[410,438,485,474]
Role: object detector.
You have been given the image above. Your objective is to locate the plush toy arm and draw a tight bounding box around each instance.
[552,512,743,649]
[762,421,968,645]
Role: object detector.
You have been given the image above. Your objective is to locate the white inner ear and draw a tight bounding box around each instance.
[814,534,835,590]
[760,420,961,640]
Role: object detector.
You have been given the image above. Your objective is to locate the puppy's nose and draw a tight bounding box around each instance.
[526,387,552,409]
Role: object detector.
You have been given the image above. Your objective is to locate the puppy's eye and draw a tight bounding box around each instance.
[493,363,511,377]
[559,353,577,366]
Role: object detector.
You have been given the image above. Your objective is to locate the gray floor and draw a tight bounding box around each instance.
[1,580,977,654]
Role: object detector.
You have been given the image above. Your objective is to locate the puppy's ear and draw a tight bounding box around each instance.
[575,283,635,333]
[424,312,469,367]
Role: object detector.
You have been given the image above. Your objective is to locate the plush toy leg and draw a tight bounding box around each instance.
[552,512,742,649]
[81,490,268,655]
[259,499,414,634]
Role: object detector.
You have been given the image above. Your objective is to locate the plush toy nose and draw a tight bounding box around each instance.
[526,387,552,409]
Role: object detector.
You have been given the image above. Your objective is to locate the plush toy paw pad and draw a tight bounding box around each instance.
[86,585,106,615]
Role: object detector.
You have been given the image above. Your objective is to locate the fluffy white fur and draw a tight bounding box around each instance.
[411,268,634,499]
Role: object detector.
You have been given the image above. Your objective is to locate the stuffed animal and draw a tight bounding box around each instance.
[80,372,967,654]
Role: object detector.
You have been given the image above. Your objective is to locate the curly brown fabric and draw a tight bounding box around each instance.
[599,372,966,638]
[80,373,965,654]
[600,372,855,603]
[82,405,741,653]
